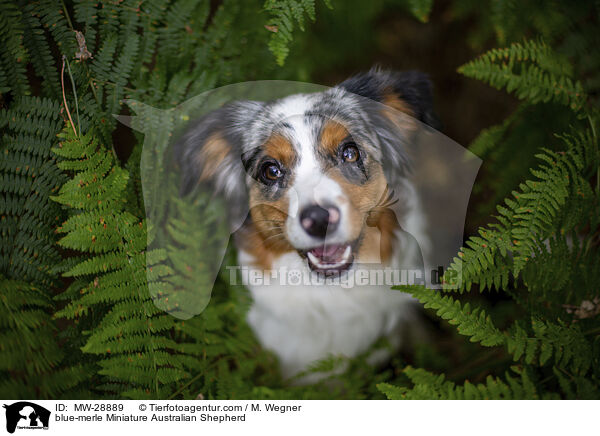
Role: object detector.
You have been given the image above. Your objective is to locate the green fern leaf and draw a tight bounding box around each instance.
[458,39,587,111]
[394,286,505,346]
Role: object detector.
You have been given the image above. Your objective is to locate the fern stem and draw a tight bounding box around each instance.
[60,0,74,31]
[556,365,576,382]
[446,348,507,380]
[583,326,600,336]
[65,57,81,136]
[167,361,218,400]
[59,0,100,126]
[60,56,77,136]
[86,74,99,104]
[90,77,137,93]
[588,114,598,192]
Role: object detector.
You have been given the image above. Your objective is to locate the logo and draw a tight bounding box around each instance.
[2,402,50,434]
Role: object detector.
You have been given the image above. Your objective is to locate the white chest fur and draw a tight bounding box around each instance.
[237,245,421,380]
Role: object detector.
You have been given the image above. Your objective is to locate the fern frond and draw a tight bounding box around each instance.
[552,367,600,400]
[458,39,587,111]
[378,366,541,399]
[507,320,593,374]
[156,0,204,68]
[51,128,200,399]
[0,276,72,397]
[0,97,65,287]
[264,0,329,65]
[395,286,505,346]
[21,3,60,98]
[0,1,29,97]
[445,125,598,291]
[35,0,77,55]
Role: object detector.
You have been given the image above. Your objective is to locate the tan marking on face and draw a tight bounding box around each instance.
[327,163,397,263]
[382,91,418,133]
[363,200,399,263]
[241,184,294,269]
[320,120,350,155]
[236,134,296,269]
[196,133,231,182]
[263,134,296,168]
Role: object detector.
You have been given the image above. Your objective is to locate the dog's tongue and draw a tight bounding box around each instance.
[310,244,347,262]
[306,243,353,273]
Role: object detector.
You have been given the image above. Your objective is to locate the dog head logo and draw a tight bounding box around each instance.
[3,402,50,434]
[119,72,481,318]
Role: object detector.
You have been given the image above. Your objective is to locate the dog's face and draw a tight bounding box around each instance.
[177,69,436,274]
[243,95,395,274]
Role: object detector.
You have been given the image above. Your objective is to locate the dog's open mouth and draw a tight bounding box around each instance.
[304,243,354,274]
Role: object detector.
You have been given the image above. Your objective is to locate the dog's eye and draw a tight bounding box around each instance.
[260,161,283,182]
[341,143,360,163]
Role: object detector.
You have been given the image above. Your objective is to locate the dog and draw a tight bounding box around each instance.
[176,68,437,382]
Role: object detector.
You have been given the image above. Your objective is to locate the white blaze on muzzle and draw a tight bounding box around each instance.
[282,113,352,250]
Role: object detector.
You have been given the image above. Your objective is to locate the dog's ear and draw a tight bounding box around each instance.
[174,100,264,227]
[337,68,439,129]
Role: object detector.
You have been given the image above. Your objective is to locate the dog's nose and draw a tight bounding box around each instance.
[300,205,340,238]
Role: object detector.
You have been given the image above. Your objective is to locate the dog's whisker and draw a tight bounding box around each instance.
[261,232,286,245]
[239,225,284,241]
[251,219,286,224]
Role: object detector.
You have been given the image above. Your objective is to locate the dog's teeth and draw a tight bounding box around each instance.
[307,245,353,270]
[307,251,322,267]
[342,245,351,261]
